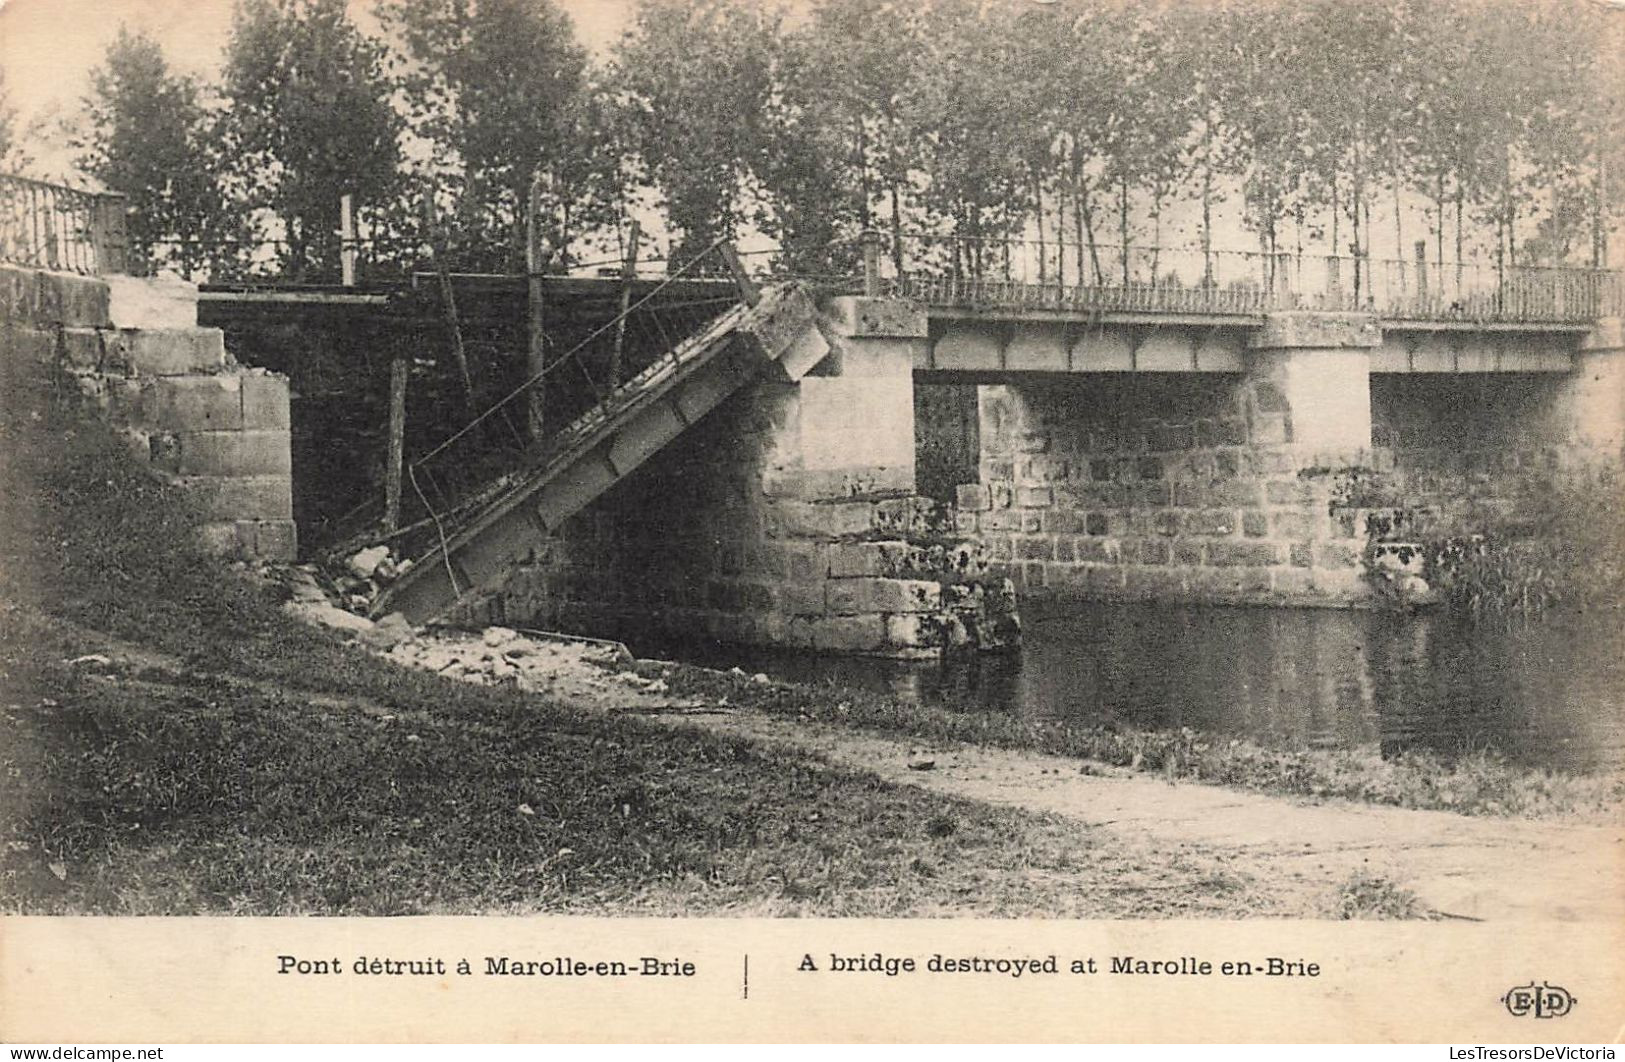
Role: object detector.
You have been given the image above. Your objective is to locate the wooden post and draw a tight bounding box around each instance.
[609,219,640,389]
[421,194,475,410]
[860,227,884,296]
[340,193,357,287]
[525,172,548,442]
[90,193,129,275]
[384,354,408,532]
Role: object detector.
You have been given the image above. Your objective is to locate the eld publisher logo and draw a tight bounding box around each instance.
[1502,982,1577,1019]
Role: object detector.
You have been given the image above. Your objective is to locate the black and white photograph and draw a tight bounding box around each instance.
[0,0,1621,1044]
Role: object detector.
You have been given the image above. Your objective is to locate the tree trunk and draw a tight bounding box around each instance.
[1593,160,1607,268]
[889,179,904,277]
[1077,179,1103,285]
[1118,178,1130,287]
[1150,193,1163,279]
[856,119,871,229]
[1034,176,1046,285]
[1330,175,1340,259]
[1455,190,1465,292]
[1201,161,1214,285]
[1435,173,1446,270]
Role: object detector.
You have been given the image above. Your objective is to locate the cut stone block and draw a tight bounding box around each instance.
[104,274,200,329]
[103,328,226,376]
[155,429,292,477]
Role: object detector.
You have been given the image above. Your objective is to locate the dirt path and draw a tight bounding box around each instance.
[638,705,1625,922]
[283,618,1625,922]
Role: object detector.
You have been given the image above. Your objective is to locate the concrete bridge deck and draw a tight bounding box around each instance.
[198,260,1618,381]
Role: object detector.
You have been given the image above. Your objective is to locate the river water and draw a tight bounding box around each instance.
[658,603,1625,773]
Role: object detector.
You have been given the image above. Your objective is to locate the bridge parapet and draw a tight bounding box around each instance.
[0,173,128,277]
[872,232,1621,329]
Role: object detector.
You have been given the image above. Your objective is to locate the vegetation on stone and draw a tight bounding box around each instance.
[1348,460,1625,619]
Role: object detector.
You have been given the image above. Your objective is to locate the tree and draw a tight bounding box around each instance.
[219,0,402,281]
[0,70,26,172]
[786,0,932,273]
[384,0,621,272]
[612,0,778,265]
[906,0,1035,261]
[751,11,871,275]
[74,28,234,278]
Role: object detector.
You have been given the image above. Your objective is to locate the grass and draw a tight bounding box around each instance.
[0,413,1286,917]
[1335,871,1429,921]
[660,665,1625,822]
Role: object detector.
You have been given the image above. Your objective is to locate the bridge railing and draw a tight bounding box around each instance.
[331,239,755,559]
[0,173,128,276]
[874,232,1621,325]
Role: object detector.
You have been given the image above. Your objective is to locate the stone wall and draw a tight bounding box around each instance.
[952,344,1623,610]
[1371,374,1571,522]
[1,263,296,561]
[443,297,1014,657]
[957,377,1374,606]
[1354,372,1616,561]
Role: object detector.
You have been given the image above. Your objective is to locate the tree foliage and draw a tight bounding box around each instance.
[0,70,26,173]
[75,29,235,279]
[384,0,621,271]
[65,0,1625,282]
[611,0,778,265]
[219,0,402,281]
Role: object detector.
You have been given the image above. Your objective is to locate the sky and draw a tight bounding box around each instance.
[0,0,638,180]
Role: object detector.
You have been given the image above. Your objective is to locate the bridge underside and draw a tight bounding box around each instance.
[920,317,1584,377]
[189,276,1624,629]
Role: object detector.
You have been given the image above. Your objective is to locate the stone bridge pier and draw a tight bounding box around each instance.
[954,310,1625,608]
[463,294,1008,657]
[444,296,1625,645]
[1564,318,1625,455]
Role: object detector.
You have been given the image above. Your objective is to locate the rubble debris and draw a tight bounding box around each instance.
[368,624,707,714]
[346,545,392,581]
[283,599,376,633]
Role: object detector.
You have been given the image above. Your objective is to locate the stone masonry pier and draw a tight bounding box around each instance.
[1,263,296,561]
[447,295,1013,657]
[948,310,1624,608]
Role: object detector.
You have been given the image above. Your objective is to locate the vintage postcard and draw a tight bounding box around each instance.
[0,0,1621,1044]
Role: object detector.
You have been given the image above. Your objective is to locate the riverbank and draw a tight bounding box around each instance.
[358,625,1625,921]
[658,663,1625,822]
[4,420,1619,918]
[0,421,1291,917]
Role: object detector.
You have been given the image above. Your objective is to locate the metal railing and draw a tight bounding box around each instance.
[869,232,1622,325]
[336,239,755,561]
[0,173,128,275]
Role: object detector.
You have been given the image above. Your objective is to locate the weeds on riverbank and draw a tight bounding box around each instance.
[1336,872,1429,920]
[0,420,1289,916]
[665,667,1625,821]
[1419,466,1625,621]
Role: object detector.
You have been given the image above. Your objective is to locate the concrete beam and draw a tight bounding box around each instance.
[1248,311,1382,350]
[1247,311,1376,456]
[1558,316,1625,455]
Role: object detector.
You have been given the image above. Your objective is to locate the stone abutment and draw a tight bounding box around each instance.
[448,296,1016,657]
[1,264,296,561]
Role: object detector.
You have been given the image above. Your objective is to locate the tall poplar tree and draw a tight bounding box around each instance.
[219,0,402,281]
[76,28,234,278]
[385,0,621,272]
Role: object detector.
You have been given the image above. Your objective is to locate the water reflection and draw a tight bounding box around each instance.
[652,603,1625,773]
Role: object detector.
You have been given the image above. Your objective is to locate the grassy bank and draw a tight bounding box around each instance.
[662,664,1625,822]
[0,419,1284,916]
